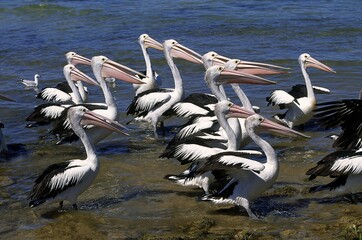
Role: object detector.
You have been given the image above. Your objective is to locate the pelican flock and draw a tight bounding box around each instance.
[0,33,359,220]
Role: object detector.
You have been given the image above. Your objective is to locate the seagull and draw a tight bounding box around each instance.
[21,74,40,88]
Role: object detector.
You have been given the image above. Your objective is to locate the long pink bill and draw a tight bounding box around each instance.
[217,68,276,85]
[101,59,146,84]
[69,65,100,87]
[144,36,163,51]
[81,110,130,136]
[259,118,310,138]
[234,64,288,75]
[306,56,336,73]
[239,60,290,70]
[226,105,310,138]
[71,54,91,66]
[212,55,232,66]
[171,43,203,64]
[66,52,91,66]
[226,104,256,119]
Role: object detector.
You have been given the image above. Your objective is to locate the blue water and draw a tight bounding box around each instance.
[0,1,361,239]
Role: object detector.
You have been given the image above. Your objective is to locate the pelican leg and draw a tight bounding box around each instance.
[59,201,64,209]
[350,193,359,204]
[152,122,159,139]
[238,198,259,219]
[160,121,165,136]
[72,203,78,210]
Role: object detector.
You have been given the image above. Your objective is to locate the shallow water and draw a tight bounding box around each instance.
[0,1,361,239]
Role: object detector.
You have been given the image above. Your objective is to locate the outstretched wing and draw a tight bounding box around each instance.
[314,99,362,150]
[266,90,296,109]
[306,150,362,179]
[188,151,265,179]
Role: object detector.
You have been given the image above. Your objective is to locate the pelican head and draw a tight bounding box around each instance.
[65,52,91,66]
[139,34,163,51]
[63,64,99,87]
[91,56,146,84]
[202,51,230,69]
[298,53,336,73]
[68,106,130,136]
[164,39,203,64]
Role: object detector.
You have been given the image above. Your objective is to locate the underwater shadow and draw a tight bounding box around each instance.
[0,143,28,161]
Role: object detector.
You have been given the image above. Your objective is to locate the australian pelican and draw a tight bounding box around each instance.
[160,65,276,163]
[36,52,92,104]
[55,56,146,145]
[133,33,163,96]
[266,53,335,128]
[26,64,99,128]
[28,106,129,209]
[187,113,308,218]
[169,52,287,119]
[306,148,362,203]
[126,39,203,138]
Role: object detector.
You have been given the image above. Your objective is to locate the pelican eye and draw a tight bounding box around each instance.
[258,117,263,122]
[218,67,223,71]
[228,103,233,107]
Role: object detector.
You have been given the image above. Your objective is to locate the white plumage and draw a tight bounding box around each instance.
[21,74,40,87]
[266,53,335,128]
[28,106,129,209]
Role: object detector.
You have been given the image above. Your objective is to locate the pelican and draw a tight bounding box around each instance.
[314,91,362,150]
[36,52,91,104]
[169,52,287,119]
[56,56,146,145]
[133,33,163,96]
[306,148,362,203]
[21,74,40,88]
[164,101,262,194]
[164,101,309,195]
[126,39,203,138]
[266,53,335,128]
[28,106,129,209]
[26,64,99,128]
[188,114,308,218]
[170,57,281,144]
[160,65,276,163]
